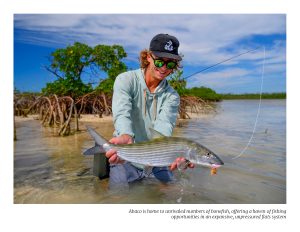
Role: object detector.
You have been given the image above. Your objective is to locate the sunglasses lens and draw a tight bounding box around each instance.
[151,55,177,69]
[154,59,164,68]
[167,61,176,69]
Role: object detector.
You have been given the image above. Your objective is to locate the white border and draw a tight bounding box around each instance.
[1,1,298,231]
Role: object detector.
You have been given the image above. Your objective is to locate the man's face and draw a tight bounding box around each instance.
[146,53,176,82]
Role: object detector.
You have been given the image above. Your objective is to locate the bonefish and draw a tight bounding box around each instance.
[84,127,224,170]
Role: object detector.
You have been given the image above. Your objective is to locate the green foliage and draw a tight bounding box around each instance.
[44,42,127,98]
[187,86,222,101]
[168,71,221,101]
[50,42,93,80]
[42,78,92,98]
[219,92,286,99]
[95,78,115,94]
[93,44,127,79]
[168,70,188,96]
[93,44,127,93]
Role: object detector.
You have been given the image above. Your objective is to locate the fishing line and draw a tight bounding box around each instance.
[180,46,266,160]
[183,47,261,80]
[232,46,265,159]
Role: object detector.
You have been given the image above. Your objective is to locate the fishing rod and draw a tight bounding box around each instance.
[183,47,261,80]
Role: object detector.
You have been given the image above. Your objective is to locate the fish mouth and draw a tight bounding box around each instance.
[211,164,222,168]
[213,156,224,167]
[197,162,223,168]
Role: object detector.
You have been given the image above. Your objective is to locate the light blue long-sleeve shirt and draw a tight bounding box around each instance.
[112,68,180,143]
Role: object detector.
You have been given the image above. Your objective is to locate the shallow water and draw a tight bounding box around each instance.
[14,100,286,204]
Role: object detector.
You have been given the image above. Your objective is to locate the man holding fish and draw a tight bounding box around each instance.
[105,33,194,185]
[85,34,223,187]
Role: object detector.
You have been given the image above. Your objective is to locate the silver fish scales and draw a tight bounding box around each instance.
[84,127,224,168]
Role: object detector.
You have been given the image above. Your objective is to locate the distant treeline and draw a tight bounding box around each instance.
[219,92,286,100]
[186,87,222,101]
[181,86,286,101]
[14,87,286,101]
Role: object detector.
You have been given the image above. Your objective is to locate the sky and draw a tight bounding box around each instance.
[14,14,286,94]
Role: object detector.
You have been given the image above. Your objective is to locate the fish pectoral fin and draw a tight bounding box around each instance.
[149,128,166,139]
[83,145,105,155]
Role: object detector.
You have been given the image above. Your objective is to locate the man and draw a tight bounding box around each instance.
[106,33,194,186]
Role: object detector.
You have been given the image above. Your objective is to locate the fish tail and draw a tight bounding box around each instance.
[83,145,105,155]
[86,126,108,146]
[83,126,108,156]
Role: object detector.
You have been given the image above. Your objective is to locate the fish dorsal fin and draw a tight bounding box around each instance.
[149,128,165,139]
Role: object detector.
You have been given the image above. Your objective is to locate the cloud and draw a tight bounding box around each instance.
[14,14,286,93]
[14,14,285,63]
[188,67,251,88]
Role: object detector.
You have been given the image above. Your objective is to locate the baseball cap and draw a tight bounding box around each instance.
[149,33,182,61]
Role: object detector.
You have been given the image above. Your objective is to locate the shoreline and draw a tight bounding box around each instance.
[14,112,213,124]
[14,114,113,123]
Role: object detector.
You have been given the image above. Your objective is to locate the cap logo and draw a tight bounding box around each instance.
[164,40,174,51]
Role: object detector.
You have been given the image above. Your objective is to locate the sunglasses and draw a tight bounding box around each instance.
[150,54,177,69]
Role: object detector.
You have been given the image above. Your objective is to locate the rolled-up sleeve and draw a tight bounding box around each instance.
[154,91,180,136]
[112,74,135,137]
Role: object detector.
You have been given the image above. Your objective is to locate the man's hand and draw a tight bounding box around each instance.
[169,157,195,171]
[105,134,133,164]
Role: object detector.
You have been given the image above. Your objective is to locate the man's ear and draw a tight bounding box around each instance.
[146,52,152,62]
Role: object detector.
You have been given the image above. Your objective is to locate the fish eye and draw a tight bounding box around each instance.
[206,152,210,157]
